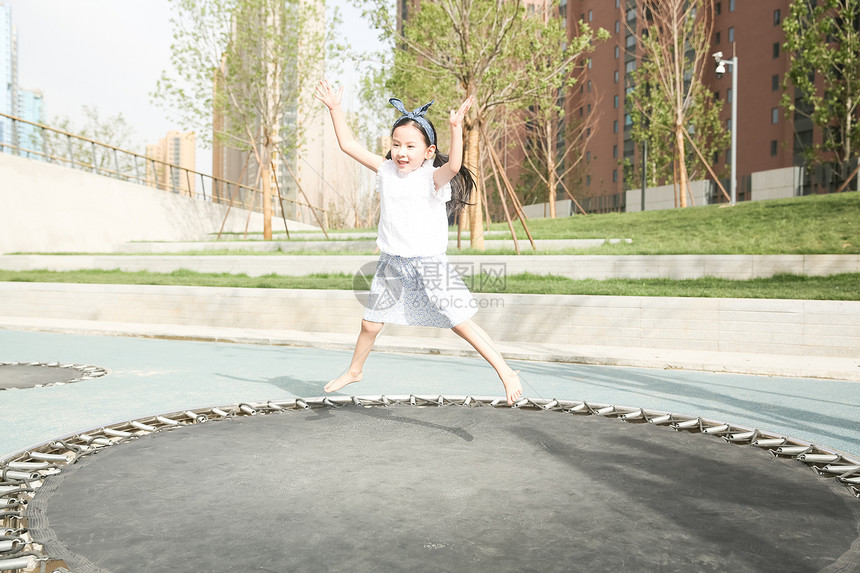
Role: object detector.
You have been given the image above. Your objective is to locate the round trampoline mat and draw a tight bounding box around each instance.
[25,402,860,573]
[0,362,107,390]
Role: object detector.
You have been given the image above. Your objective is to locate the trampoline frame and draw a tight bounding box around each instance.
[2,394,860,572]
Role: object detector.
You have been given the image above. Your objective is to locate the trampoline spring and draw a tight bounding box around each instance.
[0,556,34,571]
[797,453,840,464]
[463,396,473,406]
[595,406,615,415]
[0,538,23,553]
[1,470,38,482]
[5,462,50,472]
[620,409,644,421]
[296,399,310,410]
[410,395,417,406]
[753,438,788,448]
[184,411,209,424]
[672,418,701,430]
[820,464,860,476]
[648,414,673,425]
[774,445,813,456]
[77,434,112,446]
[131,421,158,432]
[437,396,445,406]
[568,402,588,413]
[725,430,757,442]
[322,398,338,408]
[702,424,731,435]
[0,500,18,509]
[156,416,181,426]
[25,452,69,464]
[103,428,134,439]
[513,397,530,408]
[490,398,505,407]
[540,399,559,411]
[266,402,285,411]
[238,404,257,416]
[211,407,231,418]
[838,476,860,485]
[351,397,363,406]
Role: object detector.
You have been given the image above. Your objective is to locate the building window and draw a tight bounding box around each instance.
[586,151,591,162]
[587,103,592,115]
[625,60,636,74]
[613,120,618,133]
[770,140,778,156]
[587,80,592,92]
[715,31,720,44]
[772,108,779,124]
[616,0,620,8]
[586,175,592,187]
[627,8,636,21]
[727,88,733,103]
[588,58,593,69]
[615,45,620,59]
[625,113,632,126]
[615,20,620,34]
[773,42,780,58]
[588,9,592,21]
[613,145,618,158]
[729,0,735,11]
[579,107,584,117]
[626,35,636,49]
[728,27,734,43]
[614,70,619,83]
[727,118,732,131]
[715,2,721,14]
[613,169,618,183]
[772,74,779,91]
[774,9,781,25]
[614,95,619,108]
[726,149,731,164]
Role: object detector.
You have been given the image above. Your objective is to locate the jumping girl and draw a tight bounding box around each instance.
[314,80,523,405]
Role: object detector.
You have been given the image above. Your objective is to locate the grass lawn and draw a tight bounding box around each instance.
[116,192,860,256]
[2,269,858,300]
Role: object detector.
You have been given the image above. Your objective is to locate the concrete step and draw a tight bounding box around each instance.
[120,238,633,253]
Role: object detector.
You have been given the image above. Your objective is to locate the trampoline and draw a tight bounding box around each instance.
[0,363,107,391]
[3,396,860,572]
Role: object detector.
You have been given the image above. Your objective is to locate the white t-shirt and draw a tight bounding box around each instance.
[376,159,452,257]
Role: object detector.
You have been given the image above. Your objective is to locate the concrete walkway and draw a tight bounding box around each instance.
[2,322,858,461]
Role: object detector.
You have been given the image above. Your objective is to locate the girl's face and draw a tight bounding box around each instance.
[391,124,436,174]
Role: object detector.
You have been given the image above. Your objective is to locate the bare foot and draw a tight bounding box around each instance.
[501,369,523,405]
[324,370,363,393]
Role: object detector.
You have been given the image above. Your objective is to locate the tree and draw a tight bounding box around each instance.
[515,8,608,218]
[357,0,600,248]
[626,0,728,207]
[783,0,860,189]
[47,105,141,178]
[153,0,327,239]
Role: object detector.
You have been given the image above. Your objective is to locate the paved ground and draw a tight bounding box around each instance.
[2,327,858,460]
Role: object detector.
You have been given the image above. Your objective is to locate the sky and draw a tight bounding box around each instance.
[4,0,383,175]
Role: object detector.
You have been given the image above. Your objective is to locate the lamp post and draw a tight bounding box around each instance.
[714,51,738,206]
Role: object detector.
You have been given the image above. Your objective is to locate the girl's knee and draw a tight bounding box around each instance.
[361,319,384,334]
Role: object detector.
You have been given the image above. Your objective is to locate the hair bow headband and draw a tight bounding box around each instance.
[389,98,436,146]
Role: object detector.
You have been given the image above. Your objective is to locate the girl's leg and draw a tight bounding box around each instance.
[451,318,523,404]
[325,319,384,393]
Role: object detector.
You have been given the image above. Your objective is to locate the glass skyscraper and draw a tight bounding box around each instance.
[0,4,16,151]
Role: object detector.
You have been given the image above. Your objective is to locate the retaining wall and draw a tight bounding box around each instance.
[2,282,857,359]
[0,152,316,254]
[2,254,858,280]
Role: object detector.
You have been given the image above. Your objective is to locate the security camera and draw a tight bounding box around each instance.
[712,51,723,63]
[715,61,726,79]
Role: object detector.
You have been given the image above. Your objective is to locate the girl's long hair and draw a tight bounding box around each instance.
[387,117,474,218]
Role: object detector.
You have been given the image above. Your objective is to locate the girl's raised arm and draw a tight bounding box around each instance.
[314,80,384,172]
[433,95,474,191]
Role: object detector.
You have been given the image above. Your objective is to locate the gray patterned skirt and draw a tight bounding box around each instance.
[362,253,477,328]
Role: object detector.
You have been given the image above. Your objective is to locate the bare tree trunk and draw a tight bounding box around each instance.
[675,125,688,208]
[546,118,557,218]
[465,124,485,250]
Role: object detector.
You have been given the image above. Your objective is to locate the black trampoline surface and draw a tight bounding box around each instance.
[0,362,106,390]
[26,405,860,573]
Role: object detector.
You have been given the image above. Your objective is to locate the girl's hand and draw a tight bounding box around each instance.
[314,79,343,110]
[449,95,474,128]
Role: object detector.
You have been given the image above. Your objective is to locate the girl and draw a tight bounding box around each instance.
[314,80,523,405]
